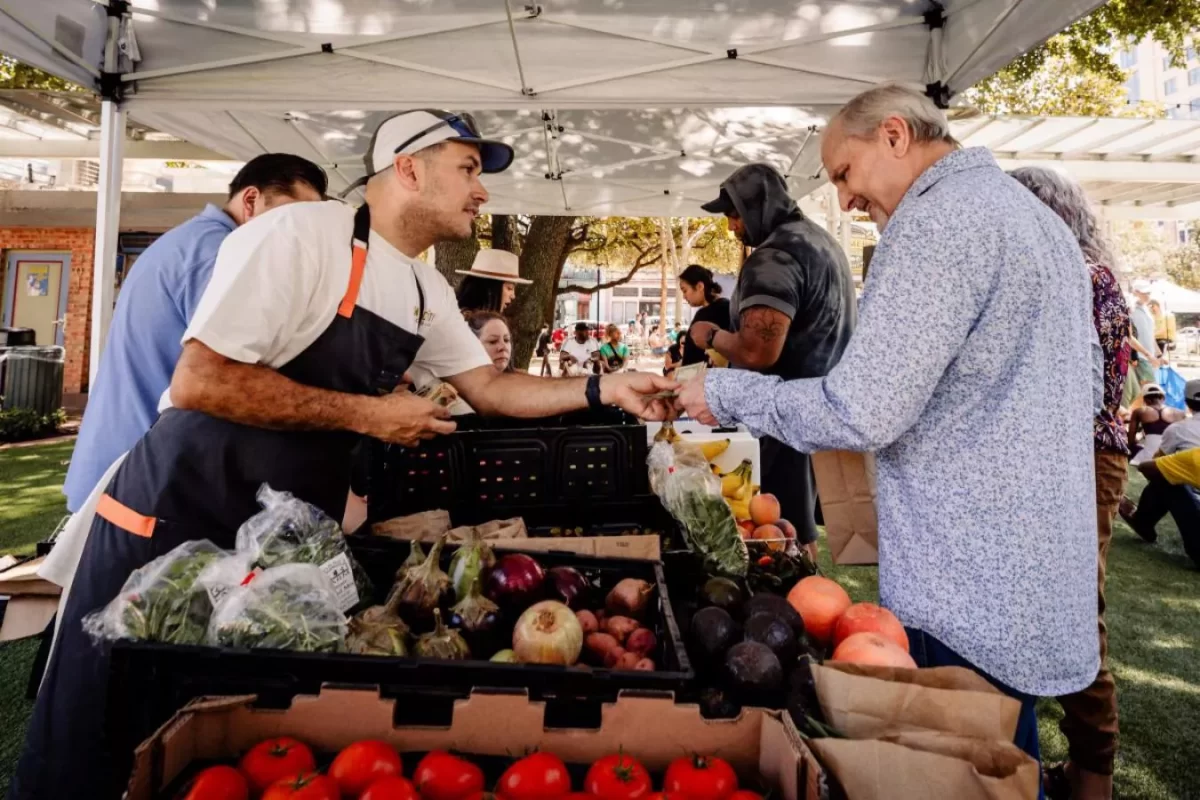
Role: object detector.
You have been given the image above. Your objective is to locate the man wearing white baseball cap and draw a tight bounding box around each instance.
[1129,278,1161,386]
[12,109,677,799]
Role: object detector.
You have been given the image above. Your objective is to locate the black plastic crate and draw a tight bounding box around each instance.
[367,409,650,524]
[105,537,693,790]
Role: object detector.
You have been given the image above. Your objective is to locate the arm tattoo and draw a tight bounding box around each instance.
[741,307,787,344]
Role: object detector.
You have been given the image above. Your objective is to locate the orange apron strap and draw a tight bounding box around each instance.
[338,241,367,318]
[96,494,156,539]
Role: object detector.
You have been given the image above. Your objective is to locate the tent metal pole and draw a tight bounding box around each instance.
[90,8,125,390]
[339,51,519,93]
[503,0,533,95]
[0,1,102,78]
[286,118,361,200]
[784,126,819,178]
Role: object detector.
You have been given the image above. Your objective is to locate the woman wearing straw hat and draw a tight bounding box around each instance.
[455,249,532,313]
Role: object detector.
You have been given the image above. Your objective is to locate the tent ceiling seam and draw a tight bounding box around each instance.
[226,111,269,154]
[946,0,1026,87]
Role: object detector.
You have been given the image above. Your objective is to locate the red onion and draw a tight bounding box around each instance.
[484,554,545,609]
[512,601,583,665]
[546,566,591,609]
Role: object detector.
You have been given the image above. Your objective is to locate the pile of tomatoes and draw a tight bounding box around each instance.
[180,737,767,800]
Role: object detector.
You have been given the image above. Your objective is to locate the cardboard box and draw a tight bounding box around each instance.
[0,595,57,641]
[127,690,825,800]
[0,555,62,597]
[645,422,762,485]
[810,451,879,565]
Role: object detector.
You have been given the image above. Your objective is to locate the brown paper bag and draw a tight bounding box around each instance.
[811,663,1020,742]
[371,510,452,541]
[446,518,528,542]
[810,450,878,565]
[808,731,1038,800]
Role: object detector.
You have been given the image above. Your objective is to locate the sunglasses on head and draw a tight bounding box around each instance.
[394,110,482,156]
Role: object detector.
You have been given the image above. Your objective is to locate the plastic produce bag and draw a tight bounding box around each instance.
[648,441,748,576]
[83,540,225,645]
[236,484,372,612]
[207,563,348,653]
[194,551,256,610]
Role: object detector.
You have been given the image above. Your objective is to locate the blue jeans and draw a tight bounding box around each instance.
[905,627,1044,800]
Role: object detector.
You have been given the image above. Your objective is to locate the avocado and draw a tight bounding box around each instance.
[744,612,798,665]
[701,577,744,614]
[724,641,783,706]
[743,592,806,639]
[689,606,740,664]
[698,686,742,720]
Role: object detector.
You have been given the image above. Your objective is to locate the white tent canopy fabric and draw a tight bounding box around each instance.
[1146,279,1200,315]
[3,0,1105,214]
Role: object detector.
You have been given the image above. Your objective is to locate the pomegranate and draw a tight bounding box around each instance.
[786,576,851,647]
[831,632,917,669]
[833,603,909,652]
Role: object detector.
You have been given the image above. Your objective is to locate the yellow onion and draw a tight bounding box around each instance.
[512,600,583,665]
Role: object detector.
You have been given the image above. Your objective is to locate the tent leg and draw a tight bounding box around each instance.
[89,99,125,391]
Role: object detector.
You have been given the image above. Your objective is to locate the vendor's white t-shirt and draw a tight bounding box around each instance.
[167,201,489,408]
[561,337,599,364]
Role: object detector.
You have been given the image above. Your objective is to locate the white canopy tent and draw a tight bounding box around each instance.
[1,0,1106,383]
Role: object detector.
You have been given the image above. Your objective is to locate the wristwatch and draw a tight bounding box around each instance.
[586,374,604,411]
[705,326,720,350]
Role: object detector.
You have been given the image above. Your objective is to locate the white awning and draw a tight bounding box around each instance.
[1,0,1107,216]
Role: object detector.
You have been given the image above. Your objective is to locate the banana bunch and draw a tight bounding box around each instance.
[717,460,757,521]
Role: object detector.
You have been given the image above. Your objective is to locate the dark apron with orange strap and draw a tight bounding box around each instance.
[11,204,425,800]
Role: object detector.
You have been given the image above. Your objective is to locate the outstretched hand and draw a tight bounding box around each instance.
[601,373,679,421]
[675,374,718,425]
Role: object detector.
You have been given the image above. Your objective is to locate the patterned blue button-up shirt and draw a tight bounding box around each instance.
[705,147,1099,696]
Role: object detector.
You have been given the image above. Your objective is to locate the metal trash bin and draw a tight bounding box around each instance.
[0,345,65,415]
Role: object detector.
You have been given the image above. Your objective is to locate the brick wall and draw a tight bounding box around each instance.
[0,227,96,395]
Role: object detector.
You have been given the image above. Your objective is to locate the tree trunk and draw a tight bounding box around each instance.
[675,217,687,324]
[493,214,520,255]
[659,219,670,328]
[508,215,578,370]
[434,226,480,289]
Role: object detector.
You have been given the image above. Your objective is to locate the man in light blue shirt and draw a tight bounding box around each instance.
[63,154,327,511]
[678,85,1099,778]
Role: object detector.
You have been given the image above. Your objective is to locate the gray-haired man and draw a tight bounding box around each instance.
[678,84,1100,776]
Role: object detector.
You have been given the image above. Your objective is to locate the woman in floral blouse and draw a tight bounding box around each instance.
[1011,167,1129,800]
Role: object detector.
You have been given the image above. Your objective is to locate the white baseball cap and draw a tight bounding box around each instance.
[1132,279,1153,294]
[343,109,514,194]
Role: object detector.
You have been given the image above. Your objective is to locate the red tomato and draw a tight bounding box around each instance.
[498,752,573,800]
[663,756,738,800]
[584,754,651,800]
[182,765,249,800]
[239,737,316,794]
[360,776,420,800]
[261,772,341,800]
[727,793,763,800]
[329,740,403,796]
[414,751,486,800]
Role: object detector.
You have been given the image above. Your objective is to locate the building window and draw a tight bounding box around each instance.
[612,287,638,297]
[1180,228,1190,245]
[1190,99,1200,118]
[1168,106,1181,119]
[1189,46,1197,62]
[1166,77,1179,94]
[1120,48,1137,68]
[1189,67,1200,86]
[1165,55,1175,70]
[1126,73,1141,104]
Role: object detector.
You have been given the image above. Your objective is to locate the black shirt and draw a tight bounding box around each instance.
[682,298,731,366]
[730,214,856,380]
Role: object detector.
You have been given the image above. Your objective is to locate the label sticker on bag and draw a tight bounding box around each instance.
[206,582,232,608]
[320,553,359,612]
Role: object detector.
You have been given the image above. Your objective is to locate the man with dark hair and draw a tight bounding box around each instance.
[688,162,856,558]
[59,153,327,516]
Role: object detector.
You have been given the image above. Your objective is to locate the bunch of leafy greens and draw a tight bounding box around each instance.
[208,564,347,653]
[84,540,224,645]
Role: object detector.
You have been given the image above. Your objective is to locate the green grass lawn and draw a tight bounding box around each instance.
[0,441,1197,798]
[0,440,73,557]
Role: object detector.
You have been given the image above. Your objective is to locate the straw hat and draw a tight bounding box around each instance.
[455,249,532,284]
